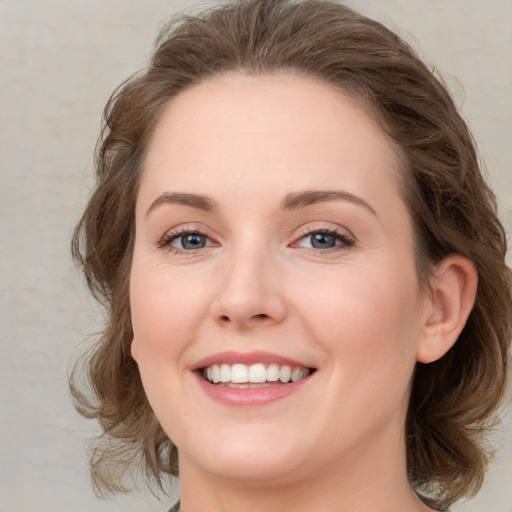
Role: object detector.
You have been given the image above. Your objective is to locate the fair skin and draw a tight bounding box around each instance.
[130,72,477,512]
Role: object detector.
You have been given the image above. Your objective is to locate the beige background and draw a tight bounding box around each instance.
[0,1,510,511]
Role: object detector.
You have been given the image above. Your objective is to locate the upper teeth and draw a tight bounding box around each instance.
[203,363,310,384]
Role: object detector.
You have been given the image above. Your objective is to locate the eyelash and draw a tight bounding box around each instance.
[157,227,214,255]
[294,226,356,253]
[157,226,356,255]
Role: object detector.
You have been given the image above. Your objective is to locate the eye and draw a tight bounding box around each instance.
[175,233,208,250]
[158,229,216,253]
[293,228,355,252]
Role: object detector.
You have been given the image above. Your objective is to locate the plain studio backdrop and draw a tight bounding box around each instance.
[0,1,511,511]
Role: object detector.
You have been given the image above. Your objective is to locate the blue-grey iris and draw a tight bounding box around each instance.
[311,233,336,249]
[182,234,206,249]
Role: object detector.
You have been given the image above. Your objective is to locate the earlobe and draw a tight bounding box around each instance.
[416,255,478,364]
[130,339,138,362]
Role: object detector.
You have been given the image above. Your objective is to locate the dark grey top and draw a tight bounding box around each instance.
[167,501,180,512]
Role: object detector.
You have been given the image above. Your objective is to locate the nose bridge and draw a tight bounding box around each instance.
[211,233,286,329]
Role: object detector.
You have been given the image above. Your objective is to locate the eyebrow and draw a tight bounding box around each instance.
[280,190,377,215]
[146,192,216,216]
[146,189,376,216]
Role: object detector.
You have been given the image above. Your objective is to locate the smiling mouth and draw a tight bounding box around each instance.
[201,363,315,388]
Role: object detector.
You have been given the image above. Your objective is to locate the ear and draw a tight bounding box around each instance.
[416,254,478,364]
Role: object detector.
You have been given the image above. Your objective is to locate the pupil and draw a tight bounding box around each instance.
[182,234,205,249]
[311,232,335,249]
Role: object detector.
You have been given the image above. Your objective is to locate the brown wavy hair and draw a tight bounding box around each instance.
[71,0,512,507]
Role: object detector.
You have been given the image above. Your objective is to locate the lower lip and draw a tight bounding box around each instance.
[194,372,313,407]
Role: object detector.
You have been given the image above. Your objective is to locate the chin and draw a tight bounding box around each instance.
[180,423,310,483]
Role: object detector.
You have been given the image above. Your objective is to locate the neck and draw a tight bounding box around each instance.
[177,420,433,512]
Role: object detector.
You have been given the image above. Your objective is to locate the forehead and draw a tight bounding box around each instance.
[139,72,401,215]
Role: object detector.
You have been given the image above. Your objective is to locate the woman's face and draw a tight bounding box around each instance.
[130,73,431,485]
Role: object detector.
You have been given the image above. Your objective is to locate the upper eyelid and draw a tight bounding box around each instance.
[295,222,356,240]
[162,223,211,237]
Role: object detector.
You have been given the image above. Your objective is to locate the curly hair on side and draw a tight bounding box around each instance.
[71,0,512,507]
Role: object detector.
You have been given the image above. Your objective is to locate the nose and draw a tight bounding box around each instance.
[210,246,287,331]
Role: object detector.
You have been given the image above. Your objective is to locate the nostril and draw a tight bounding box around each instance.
[215,312,275,326]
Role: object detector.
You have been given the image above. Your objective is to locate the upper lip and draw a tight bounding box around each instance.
[192,350,315,370]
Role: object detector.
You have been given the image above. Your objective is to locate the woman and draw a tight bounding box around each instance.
[71,1,512,511]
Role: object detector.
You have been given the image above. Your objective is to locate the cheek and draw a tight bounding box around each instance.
[129,260,207,429]
[281,258,423,447]
[130,259,206,362]
[293,258,422,373]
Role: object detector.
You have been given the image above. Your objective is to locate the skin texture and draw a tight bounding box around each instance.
[130,73,477,512]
